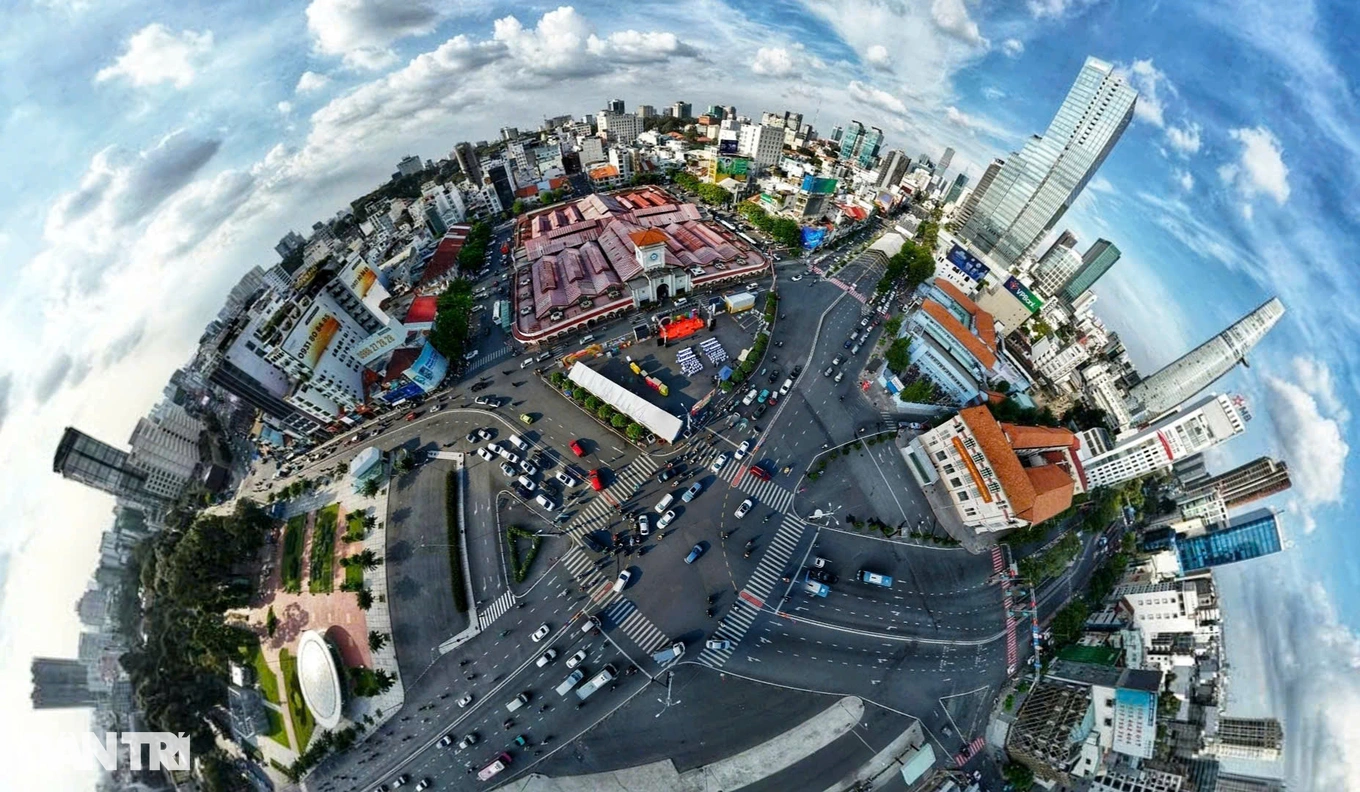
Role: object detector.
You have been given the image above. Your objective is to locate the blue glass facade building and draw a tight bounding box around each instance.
[1176,508,1282,572]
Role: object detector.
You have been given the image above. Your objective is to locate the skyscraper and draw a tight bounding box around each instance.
[453,141,482,185]
[31,658,95,709]
[875,150,911,189]
[857,126,884,168]
[1216,774,1286,792]
[1060,239,1121,302]
[961,56,1138,266]
[1207,717,1285,762]
[1126,297,1286,418]
[670,101,692,119]
[607,98,625,114]
[830,124,843,142]
[944,173,969,204]
[839,121,865,161]
[1176,509,1284,573]
[53,428,165,511]
[1184,456,1292,510]
[937,146,955,175]
[1082,393,1251,489]
[1033,230,1082,298]
[955,158,1003,228]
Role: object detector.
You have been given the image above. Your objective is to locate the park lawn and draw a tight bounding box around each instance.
[308,504,339,593]
[344,511,366,542]
[281,515,307,593]
[344,564,364,589]
[262,707,290,749]
[278,648,316,751]
[244,642,282,705]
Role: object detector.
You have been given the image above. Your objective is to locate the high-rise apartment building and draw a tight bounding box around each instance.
[670,101,692,119]
[1060,239,1122,302]
[1176,509,1284,573]
[54,428,169,511]
[961,57,1137,266]
[955,158,1003,228]
[937,146,955,175]
[837,121,884,168]
[1216,774,1286,792]
[636,104,655,118]
[738,124,785,169]
[830,124,843,142]
[1207,717,1284,762]
[485,161,516,211]
[596,111,643,144]
[1126,298,1285,418]
[31,658,96,709]
[395,155,423,177]
[875,149,911,189]
[1184,456,1291,509]
[453,141,482,185]
[1034,231,1082,298]
[606,98,625,113]
[1082,393,1251,489]
[499,126,519,141]
[274,230,305,260]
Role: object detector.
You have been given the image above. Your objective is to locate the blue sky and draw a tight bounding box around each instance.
[0,1,1355,788]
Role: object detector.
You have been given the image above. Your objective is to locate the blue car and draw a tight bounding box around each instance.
[843,338,854,349]
[684,544,704,565]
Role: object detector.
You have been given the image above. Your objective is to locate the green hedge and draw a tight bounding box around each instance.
[308,504,338,593]
[281,515,306,593]
[445,471,469,612]
[505,526,543,584]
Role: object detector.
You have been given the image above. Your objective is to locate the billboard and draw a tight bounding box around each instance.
[1003,276,1044,313]
[341,259,391,317]
[381,381,424,404]
[405,342,449,393]
[353,324,403,365]
[292,311,342,370]
[946,244,988,282]
[717,138,739,155]
[712,156,750,183]
[801,226,827,249]
[800,175,838,194]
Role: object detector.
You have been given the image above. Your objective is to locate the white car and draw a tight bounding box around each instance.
[711,453,729,472]
[742,389,758,406]
[735,498,753,519]
[536,649,559,667]
[497,448,521,465]
[519,460,539,477]
[636,513,651,536]
[438,733,455,747]
[566,649,587,669]
[457,693,473,708]
[535,493,557,511]
[790,274,803,282]
[779,378,793,395]
[555,471,580,488]
[613,569,632,593]
[463,349,480,361]
[456,734,478,751]
[476,447,495,462]
[657,510,676,529]
[531,624,551,642]
[500,461,517,477]
[735,440,752,460]
[706,638,733,650]
[415,780,430,791]
[517,475,537,492]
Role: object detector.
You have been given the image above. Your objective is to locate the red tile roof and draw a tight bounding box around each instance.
[921,300,998,369]
[382,347,420,383]
[1001,423,1078,451]
[957,406,1075,526]
[588,164,620,180]
[933,278,982,316]
[548,176,567,190]
[515,185,539,198]
[1025,465,1077,524]
[419,231,468,287]
[628,228,669,248]
[403,295,438,324]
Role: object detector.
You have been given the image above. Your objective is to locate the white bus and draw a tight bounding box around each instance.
[491,300,504,326]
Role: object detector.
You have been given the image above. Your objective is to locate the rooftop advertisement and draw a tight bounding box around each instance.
[801,225,827,249]
[713,156,750,183]
[405,342,449,393]
[1003,276,1044,313]
[717,138,739,155]
[353,324,403,365]
[290,311,341,370]
[800,175,839,194]
[341,259,391,318]
[946,244,988,282]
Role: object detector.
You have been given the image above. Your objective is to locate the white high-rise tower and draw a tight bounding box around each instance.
[1082,393,1251,489]
[1126,297,1285,418]
[961,57,1138,266]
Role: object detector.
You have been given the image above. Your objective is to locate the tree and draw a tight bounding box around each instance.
[358,549,380,570]
[696,183,729,206]
[882,315,902,336]
[596,405,614,420]
[625,422,645,442]
[1002,762,1035,790]
[356,589,374,610]
[884,337,913,374]
[899,380,935,403]
[610,414,629,429]
[510,199,526,216]
[368,631,390,652]
[584,395,602,411]
[265,606,278,638]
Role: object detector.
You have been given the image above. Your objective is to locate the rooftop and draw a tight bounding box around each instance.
[921,299,998,369]
[958,406,1078,525]
[403,295,438,324]
[296,630,343,729]
[419,226,472,287]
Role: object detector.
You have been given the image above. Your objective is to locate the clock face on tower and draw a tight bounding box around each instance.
[648,251,660,264]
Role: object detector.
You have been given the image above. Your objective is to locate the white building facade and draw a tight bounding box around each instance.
[1082,393,1250,489]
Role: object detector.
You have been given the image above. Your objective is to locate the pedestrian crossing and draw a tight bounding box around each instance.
[465,346,513,376]
[954,736,986,767]
[560,455,661,543]
[697,514,811,668]
[558,546,671,656]
[718,463,795,512]
[477,589,517,628]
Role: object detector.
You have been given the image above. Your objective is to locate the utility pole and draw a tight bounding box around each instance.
[654,670,680,718]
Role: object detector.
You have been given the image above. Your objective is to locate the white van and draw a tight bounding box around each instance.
[555,669,585,697]
[520,357,535,368]
[505,692,530,712]
[654,493,675,514]
[580,334,596,345]
[506,434,528,451]
[673,297,689,308]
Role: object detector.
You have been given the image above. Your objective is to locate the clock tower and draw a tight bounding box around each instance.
[630,228,669,272]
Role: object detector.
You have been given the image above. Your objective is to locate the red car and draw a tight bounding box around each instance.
[748,464,772,481]
[589,468,605,491]
[570,439,586,457]
[404,411,420,421]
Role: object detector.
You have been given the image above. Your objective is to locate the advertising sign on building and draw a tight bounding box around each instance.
[353,324,403,365]
[717,138,739,155]
[946,244,988,282]
[405,343,449,393]
[800,175,839,194]
[341,259,391,317]
[713,156,749,182]
[381,381,424,404]
[801,226,827,249]
[294,312,341,369]
[1003,276,1044,313]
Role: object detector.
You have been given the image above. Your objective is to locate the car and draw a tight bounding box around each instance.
[474,395,497,406]
[657,510,676,529]
[850,343,861,355]
[499,449,521,464]
[843,338,854,349]
[860,316,870,328]
[463,349,480,361]
[569,439,586,457]
[429,403,443,413]
[657,467,674,483]
[438,733,455,747]
[735,439,752,460]
[832,354,844,366]
[791,364,803,378]
[555,470,580,488]
[779,378,793,395]
[470,381,489,392]
[735,499,753,519]
[391,775,410,787]
[566,649,587,669]
[752,403,768,420]
[536,648,559,667]
[519,459,539,477]
[589,468,605,490]
[500,461,517,477]
[747,464,771,481]
[613,569,632,593]
[466,430,480,442]
[808,568,838,585]
[741,388,758,406]
[823,366,835,377]
[684,544,704,564]
[519,413,535,425]
[457,693,473,708]
[476,447,495,462]
[457,733,479,750]
[681,481,703,502]
[404,411,419,421]
[531,624,551,642]
[790,274,803,281]
[414,780,430,791]
[768,369,780,384]
[537,351,553,362]
[517,475,537,492]
[636,513,651,536]
[521,357,535,369]
[706,638,733,650]
[710,453,729,472]
[834,370,845,383]
[756,388,770,404]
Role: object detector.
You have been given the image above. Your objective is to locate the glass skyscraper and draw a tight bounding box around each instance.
[961,56,1138,266]
[1060,239,1121,302]
[1176,508,1283,572]
[52,427,163,509]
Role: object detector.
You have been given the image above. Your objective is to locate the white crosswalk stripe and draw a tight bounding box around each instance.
[464,346,513,376]
[561,455,661,543]
[697,515,812,668]
[477,589,517,628]
[601,599,671,655]
[719,467,795,512]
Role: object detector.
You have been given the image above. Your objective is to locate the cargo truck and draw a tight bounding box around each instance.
[574,664,617,700]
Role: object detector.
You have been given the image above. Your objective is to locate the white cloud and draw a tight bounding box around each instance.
[1264,369,1348,506]
[865,44,890,68]
[751,46,796,77]
[492,7,696,79]
[1292,356,1350,423]
[1119,58,1172,127]
[930,0,986,47]
[588,29,697,63]
[295,70,331,94]
[95,23,214,89]
[982,85,1005,101]
[1222,125,1291,206]
[306,0,442,69]
[1165,121,1202,155]
[277,100,293,115]
[1001,38,1024,58]
[1026,0,1102,18]
[848,80,906,115]
[944,105,1010,139]
[1174,168,1194,191]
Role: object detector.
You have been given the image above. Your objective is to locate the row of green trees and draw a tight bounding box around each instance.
[876,237,936,295]
[671,171,730,205]
[738,203,802,248]
[455,221,494,272]
[727,331,771,386]
[547,373,650,442]
[430,279,475,364]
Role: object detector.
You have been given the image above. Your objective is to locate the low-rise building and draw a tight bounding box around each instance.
[905,279,1005,404]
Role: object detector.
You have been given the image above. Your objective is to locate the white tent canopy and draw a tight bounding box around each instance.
[567,362,684,443]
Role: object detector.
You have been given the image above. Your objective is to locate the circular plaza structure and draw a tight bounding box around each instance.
[295,630,344,729]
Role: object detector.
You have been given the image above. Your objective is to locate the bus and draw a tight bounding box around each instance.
[491,300,503,326]
[478,752,512,781]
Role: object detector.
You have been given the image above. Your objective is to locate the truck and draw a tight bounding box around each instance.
[856,569,894,588]
[651,642,685,664]
[723,292,756,313]
[555,669,585,697]
[800,572,829,597]
[574,664,617,701]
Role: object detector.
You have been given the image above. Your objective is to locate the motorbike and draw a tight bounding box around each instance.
[499,630,510,638]
[706,608,714,618]
[743,549,752,559]
[503,719,514,730]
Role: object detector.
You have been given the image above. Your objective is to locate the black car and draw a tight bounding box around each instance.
[657,468,674,483]
[513,483,534,499]
[752,403,769,420]
[791,364,803,378]
[808,568,838,585]
[768,369,780,383]
[583,533,607,554]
